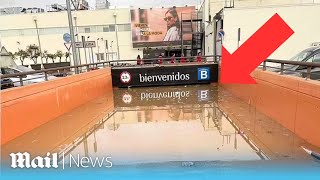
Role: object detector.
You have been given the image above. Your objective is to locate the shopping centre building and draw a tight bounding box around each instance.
[0,0,320,66]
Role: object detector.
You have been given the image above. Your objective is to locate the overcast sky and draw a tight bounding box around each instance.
[0,0,202,9]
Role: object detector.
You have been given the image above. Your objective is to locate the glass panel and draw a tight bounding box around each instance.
[103,26,110,32]
[84,27,90,33]
[109,25,115,32]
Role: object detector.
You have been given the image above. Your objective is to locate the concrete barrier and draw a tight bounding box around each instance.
[1,68,113,145]
[221,69,320,147]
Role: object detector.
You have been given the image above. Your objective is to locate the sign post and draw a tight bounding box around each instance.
[63,33,72,63]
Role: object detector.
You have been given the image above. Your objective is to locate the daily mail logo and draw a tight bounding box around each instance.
[9,152,112,169]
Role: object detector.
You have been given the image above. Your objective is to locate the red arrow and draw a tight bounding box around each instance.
[220,13,294,84]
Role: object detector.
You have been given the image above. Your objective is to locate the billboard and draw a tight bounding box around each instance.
[130,6,195,48]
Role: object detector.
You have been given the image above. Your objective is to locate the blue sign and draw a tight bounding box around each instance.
[63,33,71,43]
[198,67,210,81]
[218,30,225,38]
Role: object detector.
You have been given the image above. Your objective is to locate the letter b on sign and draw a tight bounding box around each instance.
[198,68,210,81]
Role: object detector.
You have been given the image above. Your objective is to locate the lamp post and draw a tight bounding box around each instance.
[81,35,88,64]
[97,38,100,62]
[110,41,114,61]
[33,16,43,65]
[113,12,120,60]
[87,36,94,63]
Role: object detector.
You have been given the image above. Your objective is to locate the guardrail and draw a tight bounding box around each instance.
[262,59,320,80]
[0,55,221,88]
[0,62,109,88]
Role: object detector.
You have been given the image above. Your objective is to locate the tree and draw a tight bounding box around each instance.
[65,52,70,62]
[47,53,57,63]
[26,44,40,64]
[16,49,29,65]
[43,50,49,63]
[56,50,63,62]
[8,52,17,61]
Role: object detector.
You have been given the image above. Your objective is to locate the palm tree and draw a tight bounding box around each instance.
[16,49,29,65]
[47,53,57,63]
[56,50,63,62]
[43,50,49,63]
[26,44,40,64]
[65,52,70,62]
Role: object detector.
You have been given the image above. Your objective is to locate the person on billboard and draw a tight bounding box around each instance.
[163,7,181,42]
[180,53,186,63]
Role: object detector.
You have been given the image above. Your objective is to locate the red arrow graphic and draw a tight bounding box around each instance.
[220,13,294,84]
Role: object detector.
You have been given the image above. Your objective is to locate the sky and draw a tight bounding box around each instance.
[0,0,202,9]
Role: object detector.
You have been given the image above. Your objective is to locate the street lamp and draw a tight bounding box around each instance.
[33,16,43,65]
[110,41,114,61]
[87,36,94,63]
[113,12,120,60]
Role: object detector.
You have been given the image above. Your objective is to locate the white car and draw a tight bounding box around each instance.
[0,66,57,87]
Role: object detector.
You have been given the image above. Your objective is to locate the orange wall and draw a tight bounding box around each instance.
[221,70,320,147]
[1,68,113,145]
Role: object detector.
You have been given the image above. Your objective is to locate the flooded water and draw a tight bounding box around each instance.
[60,85,318,165]
[2,84,320,167]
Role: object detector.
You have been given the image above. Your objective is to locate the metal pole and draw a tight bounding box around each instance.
[111,41,114,61]
[97,39,100,62]
[74,16,81,65]
[180,12,183,55]
[237,28,241,48]
[87,36,93,64]
[82,36,88,64]
[114,13,120,60]
[91,47,94,63]
[66,0,79,73]
[34,18,43,66]
[104,40,107,62]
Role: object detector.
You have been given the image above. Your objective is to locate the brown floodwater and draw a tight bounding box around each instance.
[2,84,319,165]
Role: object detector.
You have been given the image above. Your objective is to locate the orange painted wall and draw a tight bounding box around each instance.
[221,70,320,147]
[1,68,113,145]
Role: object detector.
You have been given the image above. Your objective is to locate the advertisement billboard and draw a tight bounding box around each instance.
[130,6,195,48]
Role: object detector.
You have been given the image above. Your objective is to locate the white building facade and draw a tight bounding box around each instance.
[202,0,320,59]
[0,8,142,66]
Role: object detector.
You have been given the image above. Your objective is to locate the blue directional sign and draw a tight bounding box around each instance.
[63,33,71,43]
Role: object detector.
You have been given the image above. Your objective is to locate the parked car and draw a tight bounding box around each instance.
[271,46,320,80]
[0,66,57,87]
[1,78,14,90]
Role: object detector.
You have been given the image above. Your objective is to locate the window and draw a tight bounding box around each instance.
[39,27,68,35]
[310,53,320,63]
[1,68,21,74]
[109,25,115,32]
[84,27,90,33]
[96,53,105,61]
[103,26,110,32]
[118,24,131,31]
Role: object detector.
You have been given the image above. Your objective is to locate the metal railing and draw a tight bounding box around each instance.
[0,61,109,88]
[0,55,221,88]
[261,59,320,80]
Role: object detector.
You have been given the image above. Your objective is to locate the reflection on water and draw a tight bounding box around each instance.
[65,85,267,165]
[2,84,319,166]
